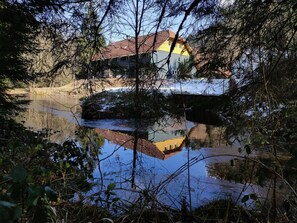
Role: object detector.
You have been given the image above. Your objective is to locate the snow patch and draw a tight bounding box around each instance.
[160,79,230,96]
[104,79,232,96]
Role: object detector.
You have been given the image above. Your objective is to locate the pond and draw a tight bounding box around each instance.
[16,94,269,209]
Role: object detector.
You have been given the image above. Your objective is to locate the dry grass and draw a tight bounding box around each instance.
[7,78,126,97]
[7,88,30,94]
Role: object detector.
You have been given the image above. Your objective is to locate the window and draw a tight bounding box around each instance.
[179,43,182,48]
[168,41,171,46]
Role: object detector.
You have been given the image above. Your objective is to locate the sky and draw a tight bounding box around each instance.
[104,0,235,44]
[104,1,197,43]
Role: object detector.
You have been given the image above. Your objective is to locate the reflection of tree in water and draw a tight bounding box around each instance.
[188,124,227,149]
[208,159,260,184]
[75,127,106,190]
[207,157,291,195]
[75,127,104,156]
[16,109,77,143]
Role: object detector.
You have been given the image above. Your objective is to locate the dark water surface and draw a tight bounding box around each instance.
[17,94,267,208]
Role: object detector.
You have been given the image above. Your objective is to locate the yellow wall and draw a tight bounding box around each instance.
[154,137,185,152]
[157,40,190,56]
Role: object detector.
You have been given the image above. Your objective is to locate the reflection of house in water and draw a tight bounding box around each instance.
[95,123,226,160]
[95,128,185,160]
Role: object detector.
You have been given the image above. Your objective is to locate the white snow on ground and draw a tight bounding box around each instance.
[160,79,230,96]
[104,87,130,92]
[103,79,231,96]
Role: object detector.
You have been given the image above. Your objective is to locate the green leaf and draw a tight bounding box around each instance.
[11,183,22,200]
[32,197,40,206]
[0,200,16,208]
[45,205,57,221]
[3,175,12,181]
[250,193,257,200]
[112,197,120,202]
[29,185,43,197]
[12,207,22,220]
[244,144,251,155]
[11,165,27,183]
[0,206,10,221]
[44,186,57,201]
[241,195,249,203]
[65,162,71,169]
[107,182,115,191]
[255,200,261,208]
[27,185,43,206]
[35,144,43,151]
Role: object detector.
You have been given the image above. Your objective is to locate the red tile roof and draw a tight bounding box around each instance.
[93,30,177,60]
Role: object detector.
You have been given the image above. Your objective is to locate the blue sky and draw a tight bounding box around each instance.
[103,2,196,43]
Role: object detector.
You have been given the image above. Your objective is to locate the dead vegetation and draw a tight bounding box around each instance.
[7,78,125,97]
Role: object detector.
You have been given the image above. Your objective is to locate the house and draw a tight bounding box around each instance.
[92,30,194,79]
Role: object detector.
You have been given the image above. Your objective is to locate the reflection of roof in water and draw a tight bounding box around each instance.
[95,128,185,160]
[95,124,225,160]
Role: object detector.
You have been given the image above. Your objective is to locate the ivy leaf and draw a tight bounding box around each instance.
[107,182,115,191]
[250,193,257,200]
[241,195,249,203]
[65,162,71,169]
[44,186,57,202]
[29,185,43,197]
[27,185,43,206]
[11,165,27,183]
[12,207,22,220]
[11,183,22,200]
[0,200,16,208]
[0,206,10,221]
[112,197,120,202]
[244,144,251,155]
[3,175,12,181]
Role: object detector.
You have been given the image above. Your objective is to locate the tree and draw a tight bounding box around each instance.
[3,0,297,221]
[189,0,297,221]
[0,1,110,221]
[190,0,297,153]
[76,2,106,80]
[0,1,38,114]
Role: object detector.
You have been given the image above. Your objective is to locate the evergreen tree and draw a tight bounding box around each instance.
[190,0,297,153]
[0,1,38,115]
[191,1,297,221]
[76,3,105,80]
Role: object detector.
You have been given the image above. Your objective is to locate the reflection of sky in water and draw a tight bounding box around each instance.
[89,139,265,208]
[19,95,266,208]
